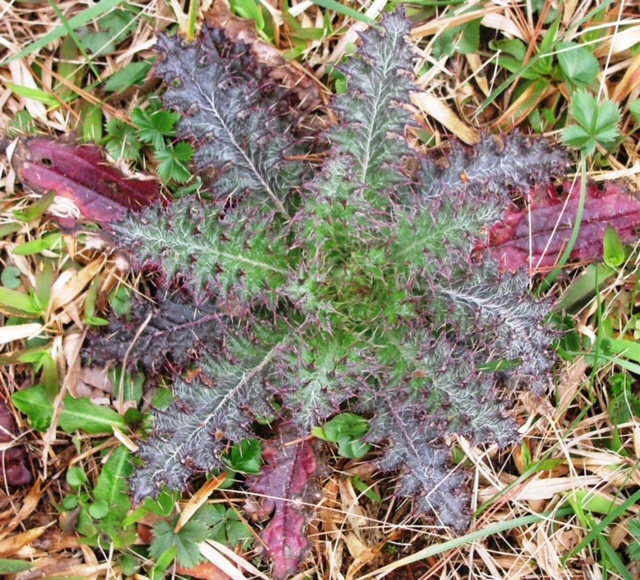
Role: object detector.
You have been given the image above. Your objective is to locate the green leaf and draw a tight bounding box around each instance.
[13,232,63,256]
[76,9,136,56]
[630,100,640,126]
[628,518,640,560]
[593,100,622,141]
[602,225,625,268]
[155,142,194,183]
[0,287,44,316]
[0,560,34,574]
[1,267,22,290]
[7,84,59,107]
[556,42,599,86]
[13,190,56,222]
[109,285,132,317]
[104,62,152,93]
[561,125,592,152]
[310,0,372,24]
[229,0,264,30]
[352,475,382,503]
[105,118,141,162]
[223,439,262,474]
[62,495,79,510]
[60,396,127,434]
[132,107,179,149]
[193,504,252,547]
[457,19,481,54]
[150,545,178,580]
[312,413,371,459]
[562,89,620,154]
[67,466,89,488]
[13,385,127,434]
[12,385,53,431]
[2,0,124,66]
[489,38,527,61]
[570,88,597,129]
[149,520,208,570]
[92,446,133,538]
[89,499,110,519]
[123,489,181,527]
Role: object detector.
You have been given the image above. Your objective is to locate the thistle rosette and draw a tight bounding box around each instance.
[114,12,560,536]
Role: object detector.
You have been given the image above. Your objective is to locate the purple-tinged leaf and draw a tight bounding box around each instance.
[0,398,31,487]
[246,427,319,579]
[487,180,640,273]
[85,295,222,373]
[10,137,161,225]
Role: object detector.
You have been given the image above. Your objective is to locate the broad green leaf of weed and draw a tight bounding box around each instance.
[12,385,53,431]
[1,267,22,290]
[67,466,89,488]
[123,489,181,527]
[105,119,142,162]
[229,0,264,32]
[628,518,640,560]
[193,504,252,547]
[111,368,145,406]
[0,560,33,574]
[149,520,208,570]
[556,42,599,86]
[458,19,481,55]
[156,142,194,183]
[60,396,127,434]
[13,384,128,433]
[313,412,371,459]
[92,446,134,540]
[132,108,179,150]
[602,225,625,268]
[77,9,136,56]
[104,62,153,93]
[562,89,620,155]
[109,285,132,317]
[0,287,44,317]
[223,439,262,474]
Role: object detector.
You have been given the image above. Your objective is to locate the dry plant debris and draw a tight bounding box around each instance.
[0,0,639,579]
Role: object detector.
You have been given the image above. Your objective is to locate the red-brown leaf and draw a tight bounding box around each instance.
[246,427,318,580]
[0,398,31,487]
[10,137,161,225]
[487,180,640,272]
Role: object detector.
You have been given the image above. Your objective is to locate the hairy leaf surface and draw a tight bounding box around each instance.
[155,26,306,215]
[86,295,222,372]
[112,12,566,549]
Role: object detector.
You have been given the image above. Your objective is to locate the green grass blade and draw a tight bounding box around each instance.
[540,158,588,291]
[0,0,123,66]
[362,507,575,577]
[46,0,102,79]
[562,487,640,563]
[311,0,372,24]
[599,535,635,580]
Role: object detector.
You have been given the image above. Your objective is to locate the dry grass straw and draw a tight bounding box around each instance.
[1,0,640,578]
